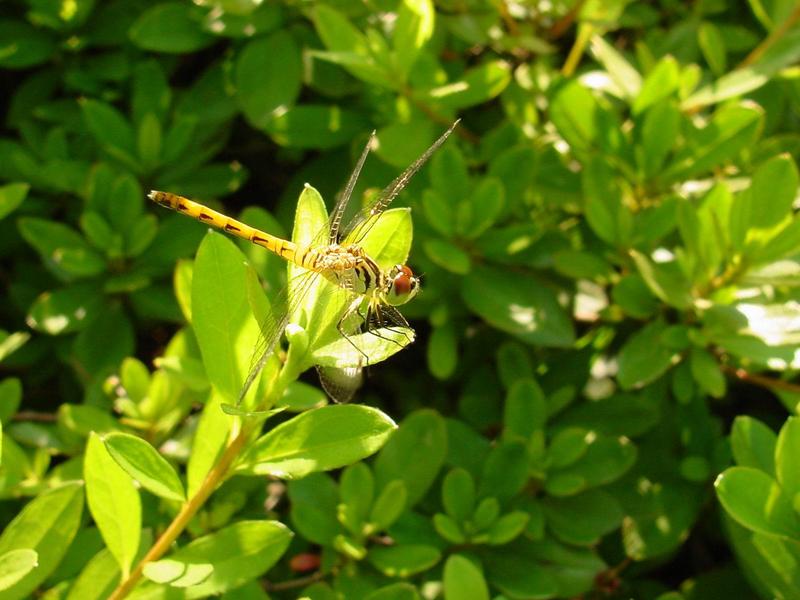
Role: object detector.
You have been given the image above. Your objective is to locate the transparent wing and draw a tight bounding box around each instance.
[328,131,376,244]
[342,120,460,245]
[236,268,321,406]
[316,365,364,404]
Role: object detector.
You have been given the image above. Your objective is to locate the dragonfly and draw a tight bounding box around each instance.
[149,121,458,404]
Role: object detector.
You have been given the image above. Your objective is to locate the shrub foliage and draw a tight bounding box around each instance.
[0,1,800,599]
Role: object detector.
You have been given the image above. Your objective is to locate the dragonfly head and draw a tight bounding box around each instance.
[385,264,420,305]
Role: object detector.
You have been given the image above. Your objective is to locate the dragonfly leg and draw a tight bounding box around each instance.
[337,298,370,365]
[365,302,412,348]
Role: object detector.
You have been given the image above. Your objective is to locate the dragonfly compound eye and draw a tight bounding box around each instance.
[387,265,419,305]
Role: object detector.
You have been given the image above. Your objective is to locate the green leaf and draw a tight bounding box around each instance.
[442,468,476,523]
[367,544,441,577]
[237,405,396,478]
[730,416,776,474]
[0,333,29,365]
[0,549,37,592]
[639,101,680,178]
[79,99,137,165]
[630,250,692,309]
[84,433,141,578]
[0,19,55,68]
[420,61,511,109]
[18,217,106,280]
[26,283,104,335]
[444,555,489,600]
[745,154,799,231]
[137,112,162,169]
[143,560,213,587]
[581,157,631,246]
[192,232,262,403]
[589,35,642,99]
[130,3,214,53]
[496,342,534,389]
[375,119,437,169]
[430,144,469,206]
[58,404,121,438]
[393,0,434,76]
[313,4,392,88]
[424,239,471,274]
[0,183,28,220]
[289,473,341,545]
[543,489,623,545]
[374,409,447,506]
[132,60,171,126]
[503,378,547,441]
[264,104,368,149]
[715,466,800,538]
[428,321,458,380]
[547,428,591,469]
[617,320,678,389]
[0,378,22,424]
[484,546,558,599]
[632,55,680,115]
[698,21,727,75]
[366,582,421,600]
[553,249,614,281]
[472,497,501,530]
[0,483,83,600]
[556,394,659,438]
[236,31,302,129]
[460,177,504,239]
[683,29,800,109]
[370,480,408,531]
[65,548,119,600]
[104,432,186,502]
[486,511,529,545]
[146,521,292,596]
[664,102,763,181]
[73,304,134,374]
[550,80,600,154]
[355,208,414,271]
[689,347,725,398]
[433,513,466,544]
[462,265,575,348]
[547,435,636,495]
[339,462,375,532]
[479,442,529,502]
[612,274,658,318]
[775,417,800,496]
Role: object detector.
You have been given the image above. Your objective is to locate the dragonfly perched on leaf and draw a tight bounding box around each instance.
[149,121,458,405]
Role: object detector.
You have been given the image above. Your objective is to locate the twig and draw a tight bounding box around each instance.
[409,95,480,144]
[264,570,328,592]
[724,365,800,395]
[13,411,57,422]
[550,0,586,39]
[562,22,594,76]
[738,3,800,68]
[107,427,252,599]
[496,0,520,37]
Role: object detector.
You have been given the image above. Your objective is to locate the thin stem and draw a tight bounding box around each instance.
[738,3,800,69]
[550,0,586,39]
[562,22,594,76]
[13,411,57,422]
[495,0,519,37]
[401,86,480,144]
[724,366,800,395]
[107,427,251,599]
[264,570,328,592]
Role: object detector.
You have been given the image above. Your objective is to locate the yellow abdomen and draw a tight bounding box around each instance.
[148,190,319,270]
